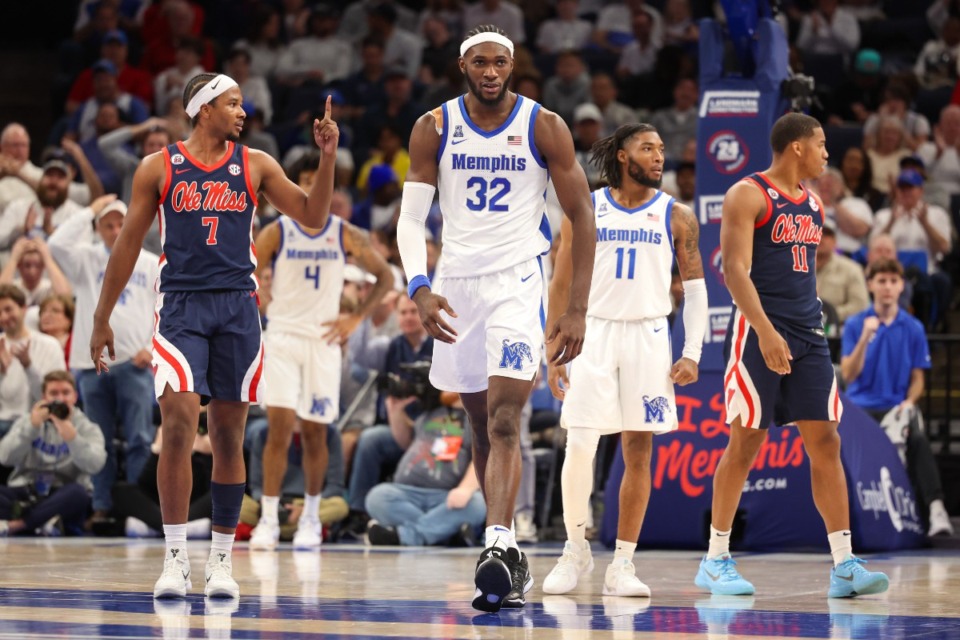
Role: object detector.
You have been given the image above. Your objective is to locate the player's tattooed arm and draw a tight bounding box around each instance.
[322,222,396,344]
[671,202,705,281]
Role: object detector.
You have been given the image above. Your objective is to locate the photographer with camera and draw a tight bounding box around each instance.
[0,370,106,536]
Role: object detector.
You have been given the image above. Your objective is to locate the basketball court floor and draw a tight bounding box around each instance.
[1,539,958,639]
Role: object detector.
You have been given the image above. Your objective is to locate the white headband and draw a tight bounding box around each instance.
[459,33,514,58]
[185,74,239,118]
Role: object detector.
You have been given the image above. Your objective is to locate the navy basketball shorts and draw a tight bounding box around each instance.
[723,310,842,429]
[152,290,264,402]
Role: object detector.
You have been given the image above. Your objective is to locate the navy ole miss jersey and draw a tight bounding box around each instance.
[157,141,258,292]
[738,172,825,343]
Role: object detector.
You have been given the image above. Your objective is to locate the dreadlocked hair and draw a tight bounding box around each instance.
[590,123,658,190]
[463,24,508,41]
[183,72,219,126]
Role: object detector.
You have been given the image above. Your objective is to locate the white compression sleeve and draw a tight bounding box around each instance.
[561,427,602,545]
[681,278,708,363]
[396,181,437,289]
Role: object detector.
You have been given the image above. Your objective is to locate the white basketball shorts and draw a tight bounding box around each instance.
[430,257,546,393]
[263,330,342,423]
[561,315,678,433]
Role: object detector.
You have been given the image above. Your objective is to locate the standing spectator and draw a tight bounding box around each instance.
[68,60,149,144]
[367,3,424,81]
[37,295,74,367]
[0,285,66,437]
[543,51,591,126]
[815,224,871,327]
[0,238,72,308]
[589,73,637,138]
[0,370,106,536]
[365,395,485,546]
[0,154,94,261]
[48,198,159,523]
[649,78,698,161]
[796,0,860,58]
[462,0,526,44]
[864,84,931,152]
[866,117,912,196]
[274,6,354,89]
[536,0,592,54]
[917,104,960,210]
[0,126,99,213]
[66,30,154,113]
[840,259,954,537]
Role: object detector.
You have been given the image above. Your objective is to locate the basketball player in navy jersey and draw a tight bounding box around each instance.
[695,113,889,598]
[397,25,596,612]
[90,72,339,599]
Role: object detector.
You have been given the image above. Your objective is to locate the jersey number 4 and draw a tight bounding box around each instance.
[791,245,810,273]
[465,177,511,212]
[304,265,321,289]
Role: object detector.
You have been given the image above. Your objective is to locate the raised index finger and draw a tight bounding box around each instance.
[324,95,332,120]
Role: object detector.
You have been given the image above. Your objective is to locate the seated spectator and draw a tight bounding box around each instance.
[65,29,153,114]
[153,37,206,115]
[914,15,960,89]
[649,78,698,162]
[0,370,105,536]
[669,160,695,208]
[841,259,954,537]
[354,66,425,165]
[572,104,604,188]
[594,0,662,55]
[0,238,71,308]
[80,103,126,196]
[368,3,424,80]
[815,224,870,328]
[0,128,100,215]
[870,169,953,329]
[237,100,280,160]
[140,0,215,76]
[420,15,460,84]
[49,198,158,524]
[661,0,699,50]
[795,0,860,58]
[339,0,420,45]
[342,37,388,124]
[617,10,661,80]
[356,125,411,196]
[827,49,885,126]
[839,146,885,212]
[353,165,402,231]
[810,167,874,255]
[866,233,914,308]
[114,424,212,540]
[67,60,149,144]
[864,83,931,152]
[365,393,484,546]
[341,294,433,538]
[0,152,94,266]
[417,0,464,41]
[232,4,284,80]
[36,294,74,367]
[536,0,592,54]
[917,104,960,210]
[866,117,911,196]
[274,5,354,89]
[589,73,637,138]
[462,0,525,44]
[543,51,591,126]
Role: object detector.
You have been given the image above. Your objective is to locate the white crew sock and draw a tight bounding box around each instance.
[707,525,732,559]
[163,523,187,556]
[260,495,280,524]
[613,539,637,564]
[827,529,853,566]
[484,525,514,551]
[210,530,235,556]
[303,494,321,523]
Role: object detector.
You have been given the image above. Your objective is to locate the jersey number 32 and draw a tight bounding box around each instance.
[465,177,511,212]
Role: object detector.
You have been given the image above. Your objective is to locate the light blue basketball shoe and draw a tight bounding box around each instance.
[695,554,756,596]
[828,556,889,598]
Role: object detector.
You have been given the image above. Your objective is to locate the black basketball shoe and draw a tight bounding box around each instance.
[502,547,534,608]
[471,546,513,612]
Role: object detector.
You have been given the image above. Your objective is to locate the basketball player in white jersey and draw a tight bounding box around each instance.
[543,124,708,596]
[249,208,393,550]
[397,25,596,612]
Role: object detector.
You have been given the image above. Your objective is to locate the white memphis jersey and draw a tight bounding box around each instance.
[435,95,551,277]
[267,216,345,338]
[588,187,675,321]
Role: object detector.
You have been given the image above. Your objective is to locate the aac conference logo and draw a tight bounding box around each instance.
[707,131,749,175]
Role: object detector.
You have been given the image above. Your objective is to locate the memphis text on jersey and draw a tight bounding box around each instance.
[597,227,664,245]
[170,181,249,213]
[451,153,527,173]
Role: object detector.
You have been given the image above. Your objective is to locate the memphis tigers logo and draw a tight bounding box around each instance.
[643,395,670,423]
[309,396,334,417]
[499,340,534,371]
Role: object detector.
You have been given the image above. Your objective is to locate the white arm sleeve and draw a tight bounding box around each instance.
[681,278,708,363]
[396,181,437,286]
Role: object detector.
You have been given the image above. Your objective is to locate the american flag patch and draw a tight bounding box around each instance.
[507,135,522,145]
[647,212,660,222]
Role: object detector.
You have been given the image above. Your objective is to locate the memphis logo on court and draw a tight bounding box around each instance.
[499,340,533,371]
[643,395,670,423]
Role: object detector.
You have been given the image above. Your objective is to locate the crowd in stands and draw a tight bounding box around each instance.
[0,0,957,541]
